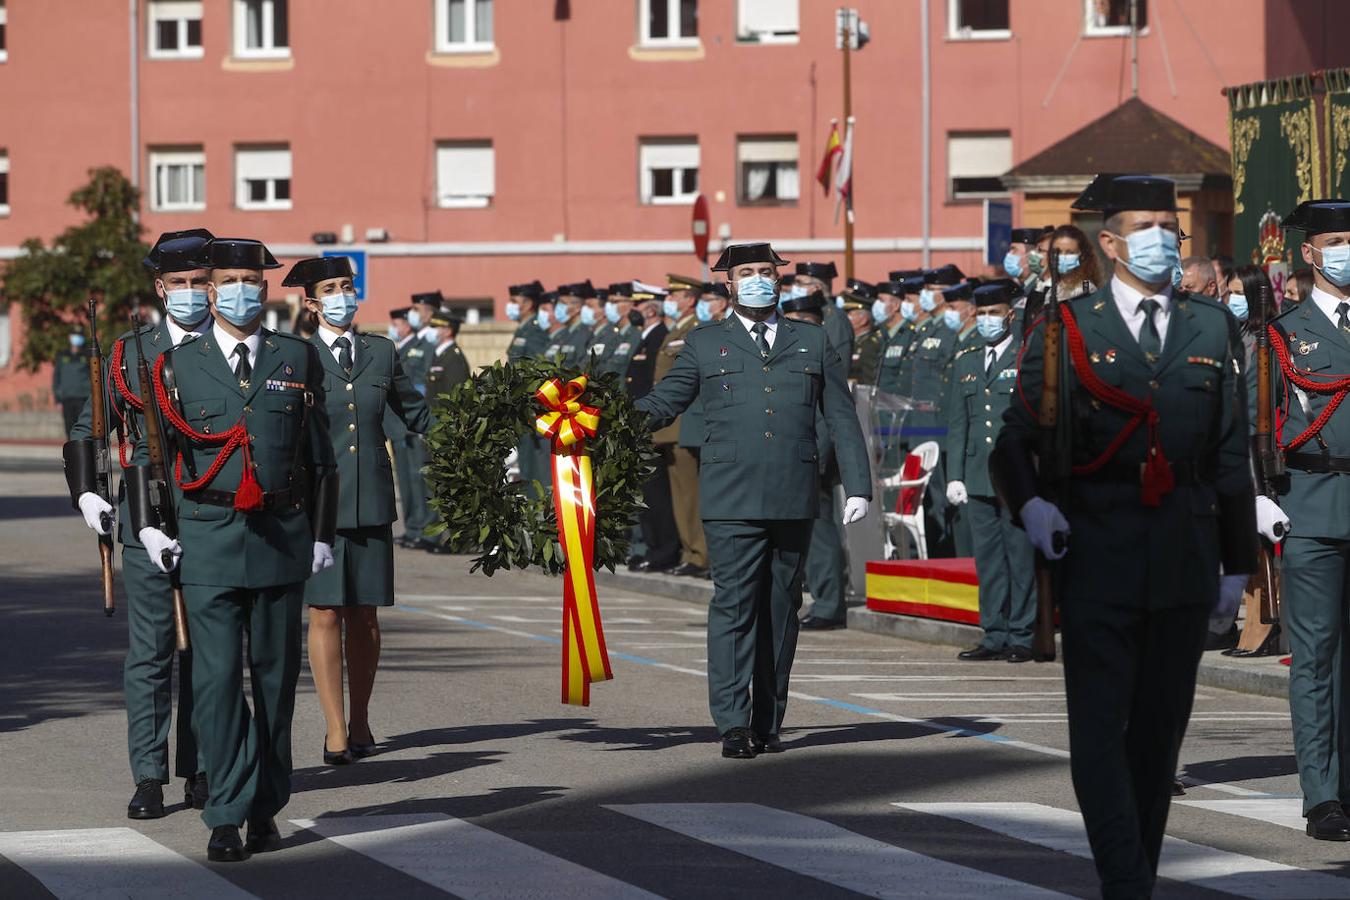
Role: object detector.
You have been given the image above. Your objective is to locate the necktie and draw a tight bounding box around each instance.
[233,343,252,389]
[1138,298,1162,362]
[333,336,352,374]
[985,347,997,374]
[752,322,770,357]
[1337,301,1350,333]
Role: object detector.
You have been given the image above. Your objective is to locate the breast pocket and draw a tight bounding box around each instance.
[788,359,822,405]
[184,397,229,435]
[702,358,744,409]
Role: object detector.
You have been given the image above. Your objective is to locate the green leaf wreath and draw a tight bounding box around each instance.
[423,358,658,576]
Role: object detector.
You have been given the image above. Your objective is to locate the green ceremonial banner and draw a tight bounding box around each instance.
[1324,69,1350,199]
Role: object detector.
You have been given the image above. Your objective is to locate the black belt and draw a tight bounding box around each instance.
[1286,451,1350,474]
[1079,460,1208,486]
[190,486,300,512]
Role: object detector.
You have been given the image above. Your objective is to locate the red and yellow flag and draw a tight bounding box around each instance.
[816,119,843,196]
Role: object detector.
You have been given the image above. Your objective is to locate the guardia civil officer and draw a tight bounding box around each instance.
[142,238,338,862]
[626,295,680,572]
[654,274,708,577]
[505,280,550,487]
[793,261,855,374]
[636,243,872,758]
[1252,200,1350,840]
[387,298,436,549]
[993,175,1255,896]
[1002,226,1053,287]
[596,284,642,380]
[840,279,882,384]
[53,330,93,438]
[285,257,430,766]
[422,309,474,550]
[555,281,595,370]
[66,228,214,818]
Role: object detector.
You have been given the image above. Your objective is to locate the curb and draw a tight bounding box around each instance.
[595,567,714,605]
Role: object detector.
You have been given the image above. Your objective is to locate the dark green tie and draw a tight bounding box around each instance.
[232,343,252,389]
[333,336,352,374]
[1138,298,1162,363]
[1337,301,1350,334]
[752,321,770,358]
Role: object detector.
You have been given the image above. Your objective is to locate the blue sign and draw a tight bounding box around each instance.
[322,249,367,300]
[984,200,1013,266]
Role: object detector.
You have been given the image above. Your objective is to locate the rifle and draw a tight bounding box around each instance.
[1033,249,1070,661]
[1251,276,1284,625]
[131,315,190,652]
[87,296,116,617]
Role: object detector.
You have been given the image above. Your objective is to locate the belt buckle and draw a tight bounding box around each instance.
[304,390,315,407]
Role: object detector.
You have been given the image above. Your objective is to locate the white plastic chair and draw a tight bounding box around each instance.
[880,440,941,560]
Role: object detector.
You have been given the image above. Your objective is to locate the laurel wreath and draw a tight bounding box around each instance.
[423,358,658,576]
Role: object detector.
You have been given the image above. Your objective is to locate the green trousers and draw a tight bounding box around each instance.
[805,487,848,622]
[392,435,432,539]
[1061,598,1209,899]
[183,582,304,829]
[1282,536,1350,813]
[703,519,812,736]
[967,496,1035,652]
[122,546,201,784]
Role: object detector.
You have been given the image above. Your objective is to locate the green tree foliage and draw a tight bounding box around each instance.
[2,167,150,371]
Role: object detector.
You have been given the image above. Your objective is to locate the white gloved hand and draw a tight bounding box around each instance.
[78,492,115,535]
[1255,495,1290,543]
[1215,573,1248,620]
[1020,497,1070,560]
[312,541,335,575]
[946,481,969,506]
[139,527,182,574]
[842,496,870,526]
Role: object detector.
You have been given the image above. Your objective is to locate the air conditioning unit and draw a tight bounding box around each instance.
[366,227,390,242]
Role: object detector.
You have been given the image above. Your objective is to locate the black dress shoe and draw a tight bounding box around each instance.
[184,772,208,810]
[323,739,354,766]
[1172,779,1187,797]
[752,733,784,754]
[1306,800,1350,841]
[671,563,709,578]
[1005,646,1033,663]
[632,559,675,574]
[244,817,282,853]
[1223,625,1282,658]
[958,646,1006,661]
[800,615,846,631]
[348,730,377,759]
[127,779,166,820]
[207,825,248,862]
[626,556,647,571]
[721,727,757,759]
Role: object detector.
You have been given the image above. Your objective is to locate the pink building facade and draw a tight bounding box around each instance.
[0,0,1345,408]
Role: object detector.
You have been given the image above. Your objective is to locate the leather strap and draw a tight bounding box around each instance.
[189,486,298,511]
[1285,451,1350,474]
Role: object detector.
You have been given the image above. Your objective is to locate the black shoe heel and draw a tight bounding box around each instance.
[323,740,354,766]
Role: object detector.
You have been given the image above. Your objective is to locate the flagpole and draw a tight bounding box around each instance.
[842,9,855,280]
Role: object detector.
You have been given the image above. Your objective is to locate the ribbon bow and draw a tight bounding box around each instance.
[535,376,601,450]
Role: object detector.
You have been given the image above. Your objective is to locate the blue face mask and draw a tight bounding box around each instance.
[165,288,210,327]
[695,299,713,322]
[1226,293,1249,322]
[536,309,553,330]
[1056,253,1081,275]
[604,301,621,324]
[579,305,597,327]
[407,309,423,330]
[662,297,681,318]
[919,289,937,313]
[213,282,263,327]
[901,300,918,322]
[788,284,809,299]
[320,291,359,328]
[870,298,889,325]
[941,308,962,331]
[736,275,778,308]
[505,300,522,322]
[1026,251,1045,276]
[70,333,86,348]
[1002,252,1024,279]
[1118,225,1181,285]
[554,303,572,324]
[1314,244,1350,287]
[976,313,1008,342]
[386,325,400,341]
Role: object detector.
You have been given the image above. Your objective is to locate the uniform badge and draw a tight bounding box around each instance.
[721,383,730,391]
[1298,341,1319,355]
[1090,352,1101,364]
[720,347,729,356]
[284,364,294,376]
[1105,349,1117,363]
[799,347,808,352]
[960,373,977,383]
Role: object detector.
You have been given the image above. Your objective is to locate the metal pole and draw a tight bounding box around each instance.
[1130,0,1139,98]
[920,0,931,267]
[129,0,140,209]
[842,10,854,280]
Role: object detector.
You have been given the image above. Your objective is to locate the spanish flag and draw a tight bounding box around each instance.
[815,119,843,196]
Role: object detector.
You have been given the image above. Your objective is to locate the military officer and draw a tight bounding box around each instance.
[944,280,1035,661]
[537,292,567,359]
[993,175,1255,896]
[653,274,708,577]
[65,228,213,818]
[636,243,872,758]
[141,237,338,862]
[597,283,642,380]
[1253,200,1350,840]
[505,280,550,487]
[426,310,471,408]
[873,280,912,395]
[554,281,595,370]
[1002,226,1053,286]
[387,299,436,549]
[841,279,882,384]
[411,291,443,346]
[580,286,615,371]
[627,296,680,572]
[53,331,93,438]
[699,281,731,323]
[792,261,855,373]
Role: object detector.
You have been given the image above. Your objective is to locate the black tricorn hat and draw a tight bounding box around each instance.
[608,282,634,298]
[924,264,967,285]
[780,289,827,314]
[194,237,281,271]
[559,279,596,299]
[711,242,789,272]
[1010,226,1053,245]
[843,278,877,302]
[428,308,462,328]
[389,306,411,321]
[1072,174,1180,214]
[794,261,838,281]
[876,280,907,297]
[509,280,545,299]
[942,282,976,303]
[411,290,445,306]
[144,228,215,273]
[973,279,1025,307]
[888,268,924,282]
[282,256,355,288]
[1281,200,1350,236]
[540,291,559,304]
[707,282,731,299]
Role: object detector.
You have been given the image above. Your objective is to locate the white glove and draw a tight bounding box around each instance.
[1255,495,1290,544]
[842,496,869,526]
[78,492,115,535]
[946,481,969,506]
[1020,497,1070,560]
[312,541,335,575]
[1215,573,1247,620]
[139,526,182,573]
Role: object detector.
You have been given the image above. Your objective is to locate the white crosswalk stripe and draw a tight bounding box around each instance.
[291,814,659,899]
[1175,798,1308,832]
[899,801,1350,899]
[609,802,1069,898]
[0,827,258,900]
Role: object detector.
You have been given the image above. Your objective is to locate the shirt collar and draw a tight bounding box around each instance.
[1310,285,1349,325]
[212,322,261,359]
[166,315,210,346]
[989,332,1013,359]
[1111,274,1172,315]
[318,326,356,349]
[436,339,455,355]
[733,310,779,334]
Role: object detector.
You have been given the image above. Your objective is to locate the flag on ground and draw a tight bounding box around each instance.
[815,120,843,196]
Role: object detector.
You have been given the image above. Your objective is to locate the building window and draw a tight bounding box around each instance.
[235,145,292,210]
[1085,0,1146,36]
[737,136,798,206]
[233,0,288,59]
[435,0,493,52]
[737,0,797,44]
[436,141,495,208]
[149,148,206,212]
[639,138,699,205]
[947,132,1011,200]
[149,1,203,59]
[640,0,697,46]
[0,2,8,63]
[948,0,1010,39]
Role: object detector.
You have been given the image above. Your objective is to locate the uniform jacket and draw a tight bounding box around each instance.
[385,334,434,443]
[636,315,871,520]
[852,327,883,385]
[557,320,592,370]
[583,323,617,372]
[599,322,640,380]
[947,334,1019,497]
[507,318,549,363]
[426,340,471,407]
[626,321,667,398]
[877,321,915,396]
[53,350,92,403]
[822,304,856,378]
[903,318,960,435]
[652,314,699,443]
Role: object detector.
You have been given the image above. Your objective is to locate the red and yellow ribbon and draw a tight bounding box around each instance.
[534,375,612,705]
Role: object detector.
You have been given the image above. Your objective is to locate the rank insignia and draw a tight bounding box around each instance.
[720,347,729,356]
[799,347,808,352]
[1298,341,1319,355]
[1188,356,1221,368]
[998,368,1018,380]
[266,378,305,391]
[961,373,977,383]
[1105,349,1118,363]
[721,383,730,391]
[1090,352,1102,364]
[283,364,294,376]
[1093,300,1106,311]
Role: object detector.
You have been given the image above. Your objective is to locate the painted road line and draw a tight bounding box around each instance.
[1175,799,1307,832]
[898,802,1348,898]
[850,693,1066,702]
[793,674,1064,682]
[292,815,659,899]
[609,803,1068,899]
[0,828,258,900]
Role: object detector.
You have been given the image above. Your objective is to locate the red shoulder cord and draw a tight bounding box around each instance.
[109,340,143,468]
[151,354,265,512]
[1061,305,1174,506]
[1267,323,1350,451]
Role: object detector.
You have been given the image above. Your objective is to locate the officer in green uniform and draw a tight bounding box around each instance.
[872,280,911,393]
[555,281,595,370]
[505,281,550,487]
[387,298,436,549]
[945,280,1035,661]
[580,287,615,371]
[840,279,882,385]
[636,243,872,758]
[1002,226,1053,286]
[1252,200,1350,840]
[65,229,213,819]
[597,283,642,379]
[538,292,567,359]
[425,309,472,405]
[890,271,932,402]
[53,332,93,438]
[657,275,708,577]
[943,282,983,558]
[140,237,338,863]
[793,261,855,374]
[994,175,1255,896]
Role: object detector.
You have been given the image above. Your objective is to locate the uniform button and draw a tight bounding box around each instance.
[348,423,356,432]
[985,436,993,444]
[347,403,355,411]
[249,435,256,444]
[984,389,991,395]
[985,420,992,427]
[1149,380,1160,390]
[764,386,773,393]
[243,405,252,412]
[345,383,353,392]
[763,366,770,373]
[765,409,774,415]
[348,445,357,453]
[285,403,293,412]
[764,431,773,438]
[203,425,211,433]
[984,404,991,411]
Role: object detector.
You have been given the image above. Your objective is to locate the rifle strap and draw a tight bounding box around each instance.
[1267,323,1350,451]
